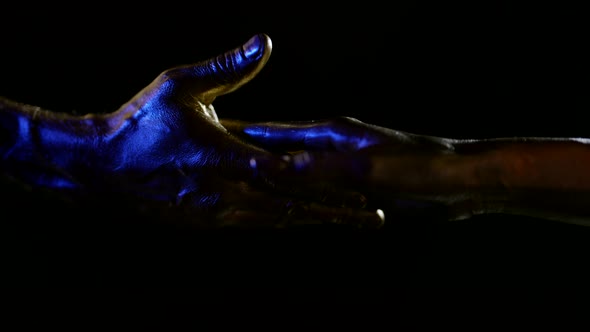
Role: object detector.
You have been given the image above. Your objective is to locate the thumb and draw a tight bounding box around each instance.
[167,33,272,105]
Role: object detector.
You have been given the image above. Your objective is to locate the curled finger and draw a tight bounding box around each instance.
[210,181,384,229]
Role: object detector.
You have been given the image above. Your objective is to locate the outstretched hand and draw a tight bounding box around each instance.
[0,34,384,229]
[223,116,479,220]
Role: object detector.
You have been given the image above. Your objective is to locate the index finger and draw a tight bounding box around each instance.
[222,117,379,152]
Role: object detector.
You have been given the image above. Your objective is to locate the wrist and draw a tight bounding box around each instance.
[1,98,108,190]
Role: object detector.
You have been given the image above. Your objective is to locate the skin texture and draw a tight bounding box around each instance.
[4,33,589,229]
[0,34,384,229]
[224,117,590,227]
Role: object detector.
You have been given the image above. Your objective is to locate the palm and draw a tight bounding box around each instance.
[87,34,383,228]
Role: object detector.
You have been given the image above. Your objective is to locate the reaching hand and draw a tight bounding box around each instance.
[223,116,479,220]
[0,34,384,229]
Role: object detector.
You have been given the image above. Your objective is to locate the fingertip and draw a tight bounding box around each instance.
[359,209,386,230]
[243,33,272,61]
[376,209,386,227]
[194,33,273,104]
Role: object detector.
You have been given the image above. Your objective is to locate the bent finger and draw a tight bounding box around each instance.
[218,203,385,230]
[203,181,385,229]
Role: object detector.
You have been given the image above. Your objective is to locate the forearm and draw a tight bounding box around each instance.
[454,137,590,226]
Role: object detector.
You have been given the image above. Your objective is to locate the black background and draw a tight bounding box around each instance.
[1,0,589,305]
[2,1,587,138]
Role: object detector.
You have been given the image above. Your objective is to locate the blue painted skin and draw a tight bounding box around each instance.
[0,34,384,229]
[4,34,590,227]
[227,113,590,226]
[226,116,456,216]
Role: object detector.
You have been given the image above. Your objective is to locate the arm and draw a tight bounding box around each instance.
[452,137,590,226]
[0,35,385,229]
[224,117,590,226]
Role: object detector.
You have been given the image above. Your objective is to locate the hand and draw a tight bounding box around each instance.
[0,34,384,229]
[223,116,478,220]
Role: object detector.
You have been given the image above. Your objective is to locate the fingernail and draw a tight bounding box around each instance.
[375,209,386,228]
[358,209,386,230]
[243,34,263,59]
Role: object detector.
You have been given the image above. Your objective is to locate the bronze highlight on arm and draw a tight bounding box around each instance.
[454,137,590,226]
